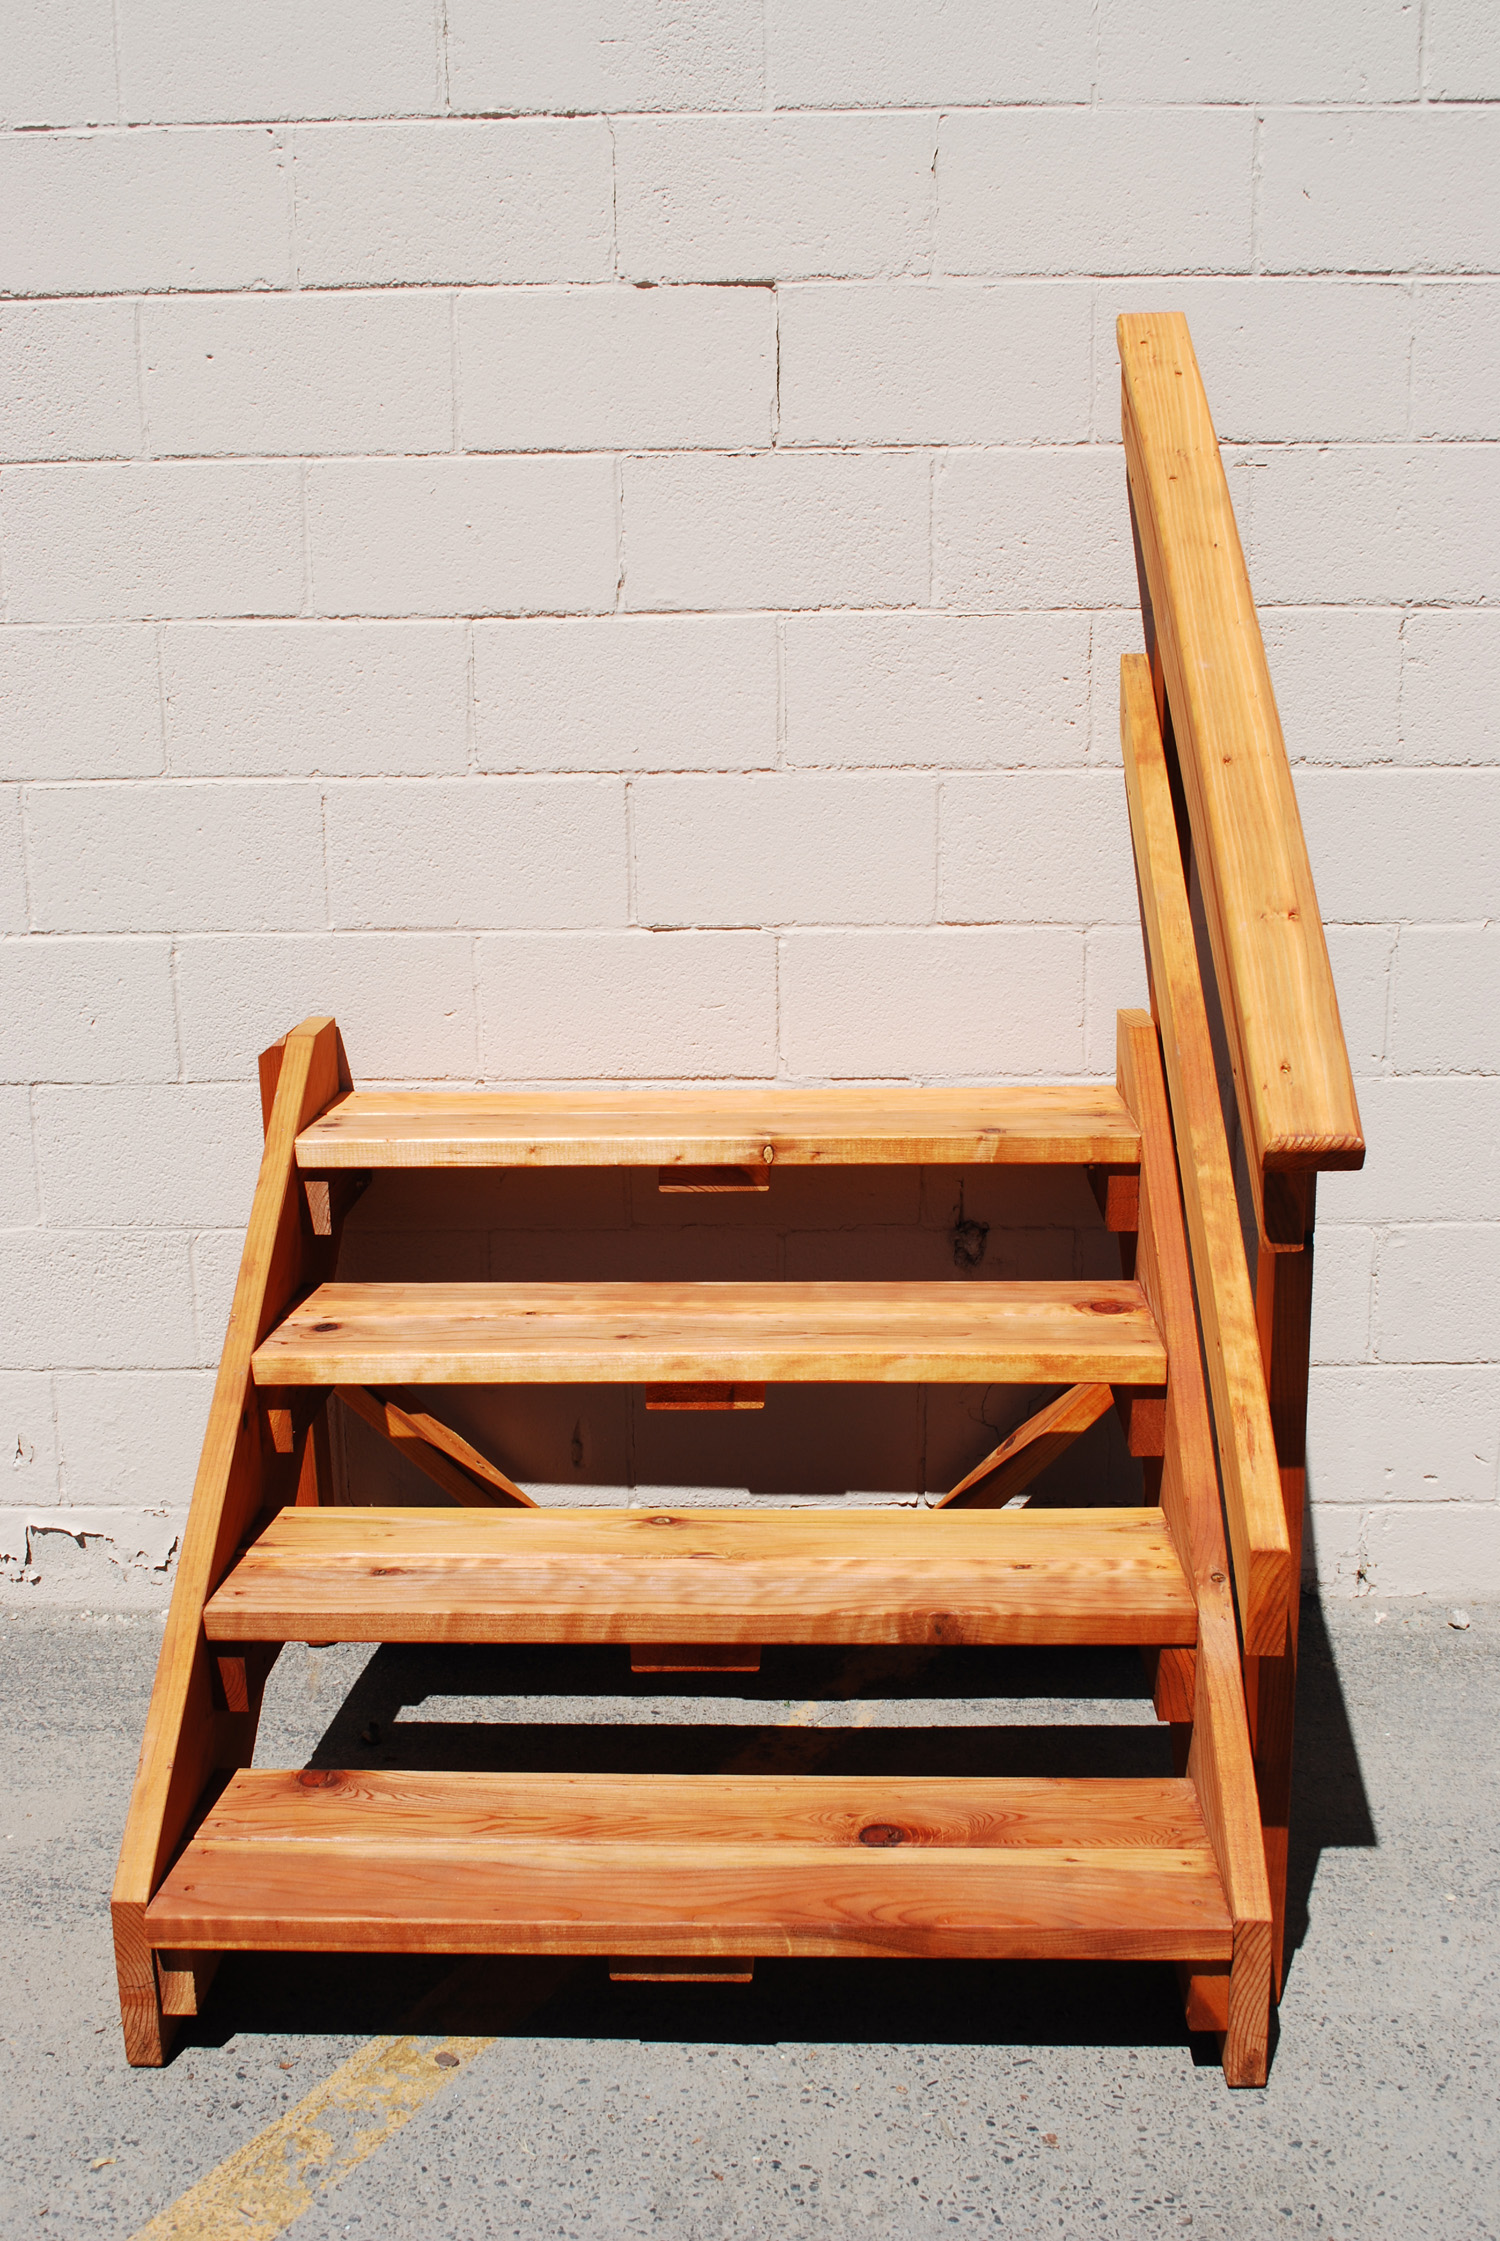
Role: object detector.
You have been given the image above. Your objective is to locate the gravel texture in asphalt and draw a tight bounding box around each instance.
[0,1594,1495,2238]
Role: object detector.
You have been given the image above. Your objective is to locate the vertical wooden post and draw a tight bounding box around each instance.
[1245,1192,1316,1992]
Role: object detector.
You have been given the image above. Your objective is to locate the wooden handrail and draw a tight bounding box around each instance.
[1120,658,1292,1656]
[1118,312,1364,1248]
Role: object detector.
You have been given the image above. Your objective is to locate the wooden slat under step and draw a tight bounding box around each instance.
[252,1280,1167,1389]
[145,1771,1232,1963]
[203,1506,1198,1648]
[295,1085,1142,1171]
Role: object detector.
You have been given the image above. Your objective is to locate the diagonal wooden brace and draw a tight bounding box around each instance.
[934,1383,1116,1510]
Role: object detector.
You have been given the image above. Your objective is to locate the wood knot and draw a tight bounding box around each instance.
[312,1320,340,1333]
[1085,1298,1129,1314]
[859,1823,907,1848]
[297,1769,342,1790]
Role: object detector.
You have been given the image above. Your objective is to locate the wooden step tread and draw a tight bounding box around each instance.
[145,1771,1232,1962]
[204,1506,1197,1648]
[295,1084,1141,1171]
[252,1280,1167,1388]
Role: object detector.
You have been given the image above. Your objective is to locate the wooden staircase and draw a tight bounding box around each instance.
[112,314,1363,2089]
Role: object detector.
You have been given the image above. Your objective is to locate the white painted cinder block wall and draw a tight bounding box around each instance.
[2,0,1497,1602]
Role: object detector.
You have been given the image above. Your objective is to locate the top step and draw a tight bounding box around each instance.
[295,1085,1141,1172]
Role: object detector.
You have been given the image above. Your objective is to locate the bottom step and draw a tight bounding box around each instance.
[146,1772,1232,1964]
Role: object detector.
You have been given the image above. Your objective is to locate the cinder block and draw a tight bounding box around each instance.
[1,788,25,934]
[1260,109,1500,273]
[0,125,290,295]
[491,1228,780,1284]
[117,0,440,121]
[33,1084,263,1229]
[477,930,777,1079]
[1087,611,1148,765]
[54,1371,214,1510]
[0,1230,198,1370]
[0,937,177,1084]
[766,0,1090,106]
[448,0,763,114]
[142,292,453,457]
[1360,1503,1500,1597]
[1309,1366,1499,1507]
[1294,770,1500,924]
[934,449,1135,611]
[4,0,116,126]
[1097,0,1418,101]
[2,462,303,623]
[162,623,469,777]
[1302,1502,1365,1592]
[1412,283,1500,440]
[1242,444,1500,606]
[615,113,934,283]
[0,628,163,782]
[295,120,613,287]
[633,773,937,928]
[0,1089,39,1226]
[1093,280,1411,444]
[1309,1225,1374,1366]
[326,778,627,930]
[0,1374,59,1503]
[1318,1080,1500,1225]
[0,301,139,463]
[938,110,1253,277]
[1323,925,1395,1078]
[783,612,1090,771]
[307,456,617,617]
[1377,1225,1500,1365]
[1258,607,1403,766]
[25,780,326,933]
[1084,926,1150,1077]
[1424,0,1500,99]
[1400,611,1500,766]
[173,933,479,1080]
[779,282,1090,447]
[458,285,774,452]
[779,927,1085,1078]
[624,451,929,612]
[940,772,1137,926]
[474,616,777,774]
[1391,928,1500,1076]
[191,1228,244,1364]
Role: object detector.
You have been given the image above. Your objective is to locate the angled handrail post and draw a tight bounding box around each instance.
[1118,312,1366,1987]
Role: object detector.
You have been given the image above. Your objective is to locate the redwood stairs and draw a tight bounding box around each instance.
[113,316,1364,2090]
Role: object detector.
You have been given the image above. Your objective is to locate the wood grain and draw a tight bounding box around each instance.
[1119,310,1363,1242]
[252,1280,1168,1389]
[1117,1009,1274,2085]
[1120,658,1292,1657]
[111,1017,349,2066]
[295,1084,1142,1172]
[144,1770,1232,1963]
[202,1505,1198,1648]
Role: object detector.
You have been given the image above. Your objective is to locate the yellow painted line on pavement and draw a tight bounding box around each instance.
[128,2033,491,2241]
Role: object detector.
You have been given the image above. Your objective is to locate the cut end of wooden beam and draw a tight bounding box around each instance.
[156,1950,220,2019]
[1089,1166,1141,1233]
[658,1165,770,1192]
[644,1383,766,1411]
[610,1959,755,1983]
[1242,1547,1296,1660]
[630,1644,763,1673]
